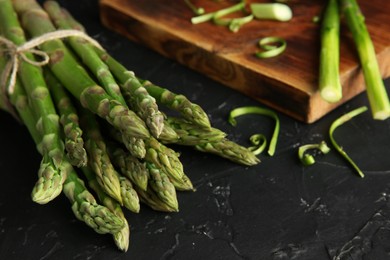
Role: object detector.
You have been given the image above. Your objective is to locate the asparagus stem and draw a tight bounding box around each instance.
[159,117,226,145]
[81,166,130,252]
[78,107,123,204]
[134,185,178,212]
[195,139,260,166]
[144,137,193,191]
[12,0,152,149]
[46,1,166,138]
[0,0,66,203]
[94,49,165,138]
[107,142,149,191]
[44,69,87,167]
[139,79,211,130]
[43,1,127,106]
[340,0,390,120]
[319,0,342,102]
[63,168,125,235]
[146,162,179,211]
[0,50,125,235]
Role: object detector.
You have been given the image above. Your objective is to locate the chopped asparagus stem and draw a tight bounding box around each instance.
[319,0,342,103]
[250,3,293,22]
[298,141,331,166]
[340,0,390,120]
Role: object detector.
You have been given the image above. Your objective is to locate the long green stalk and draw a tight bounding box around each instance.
[11,0,152,150]
[319,0,342,102]
[44,69,87,167]
[329,106,367,178]
[340,0,390,120]
[78,106,123,204]
[107,143,149,191]
[43,1,127,106]
[195,139,260,166]
[43,0,165,138]
[0,51,125,235]
[81,166,130,252]
[0,0,66,204]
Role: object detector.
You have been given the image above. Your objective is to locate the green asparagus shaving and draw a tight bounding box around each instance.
[319,0,342,103]
[248,134,267,155]
[329,106,368,178]
[184,0,205,15]
[250,3,292,22]
[340,0,390,120]
[228,106,280,156]
[191,1,245,24]
[256,37,287,59]
[298,141,330,166]
[228,15,254,33]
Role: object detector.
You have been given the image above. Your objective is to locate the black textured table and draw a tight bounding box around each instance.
[1,1,390,259]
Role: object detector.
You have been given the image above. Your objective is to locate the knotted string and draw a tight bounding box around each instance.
[0,29,104,97]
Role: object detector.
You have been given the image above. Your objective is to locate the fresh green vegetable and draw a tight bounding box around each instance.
[329,106,368,178]
[340,0,390,120]
[255,36,287,59]
[0,0,67,204]
[319,0,342,103]
[298,141,330,166]
[250,3,293,22]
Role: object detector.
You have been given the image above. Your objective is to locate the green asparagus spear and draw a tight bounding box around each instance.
[195,138,260,166]
[63,168,125,234]
[81,166,130,251]
[44,69,87,167]
[319,0,342,102]
[78,107,123,204]
[0,0,66,203]
[43,1,127,106]
[107,142,149,191]
[117,174,140,213]
[0,52,125,235]
[159,116,226,145]
[146,162,179,211]
[134,185,178,212]
[43,0,165,138]
[12,0,152,150]
[139,79,211,129]
[340,0,390,120]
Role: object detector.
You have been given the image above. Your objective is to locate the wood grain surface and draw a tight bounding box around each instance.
[99,0,390,123]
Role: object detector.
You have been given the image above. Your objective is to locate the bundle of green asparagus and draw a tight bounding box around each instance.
[0,0,259,251]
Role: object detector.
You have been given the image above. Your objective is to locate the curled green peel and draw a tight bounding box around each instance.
[256,37,287,58]
[329,106,368,178]
[228,106,280,156]
[298,141,331,166]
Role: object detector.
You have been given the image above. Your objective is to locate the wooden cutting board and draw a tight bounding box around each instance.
[99,0,390,123]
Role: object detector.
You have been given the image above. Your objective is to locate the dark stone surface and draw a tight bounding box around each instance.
[1,1,390,259]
